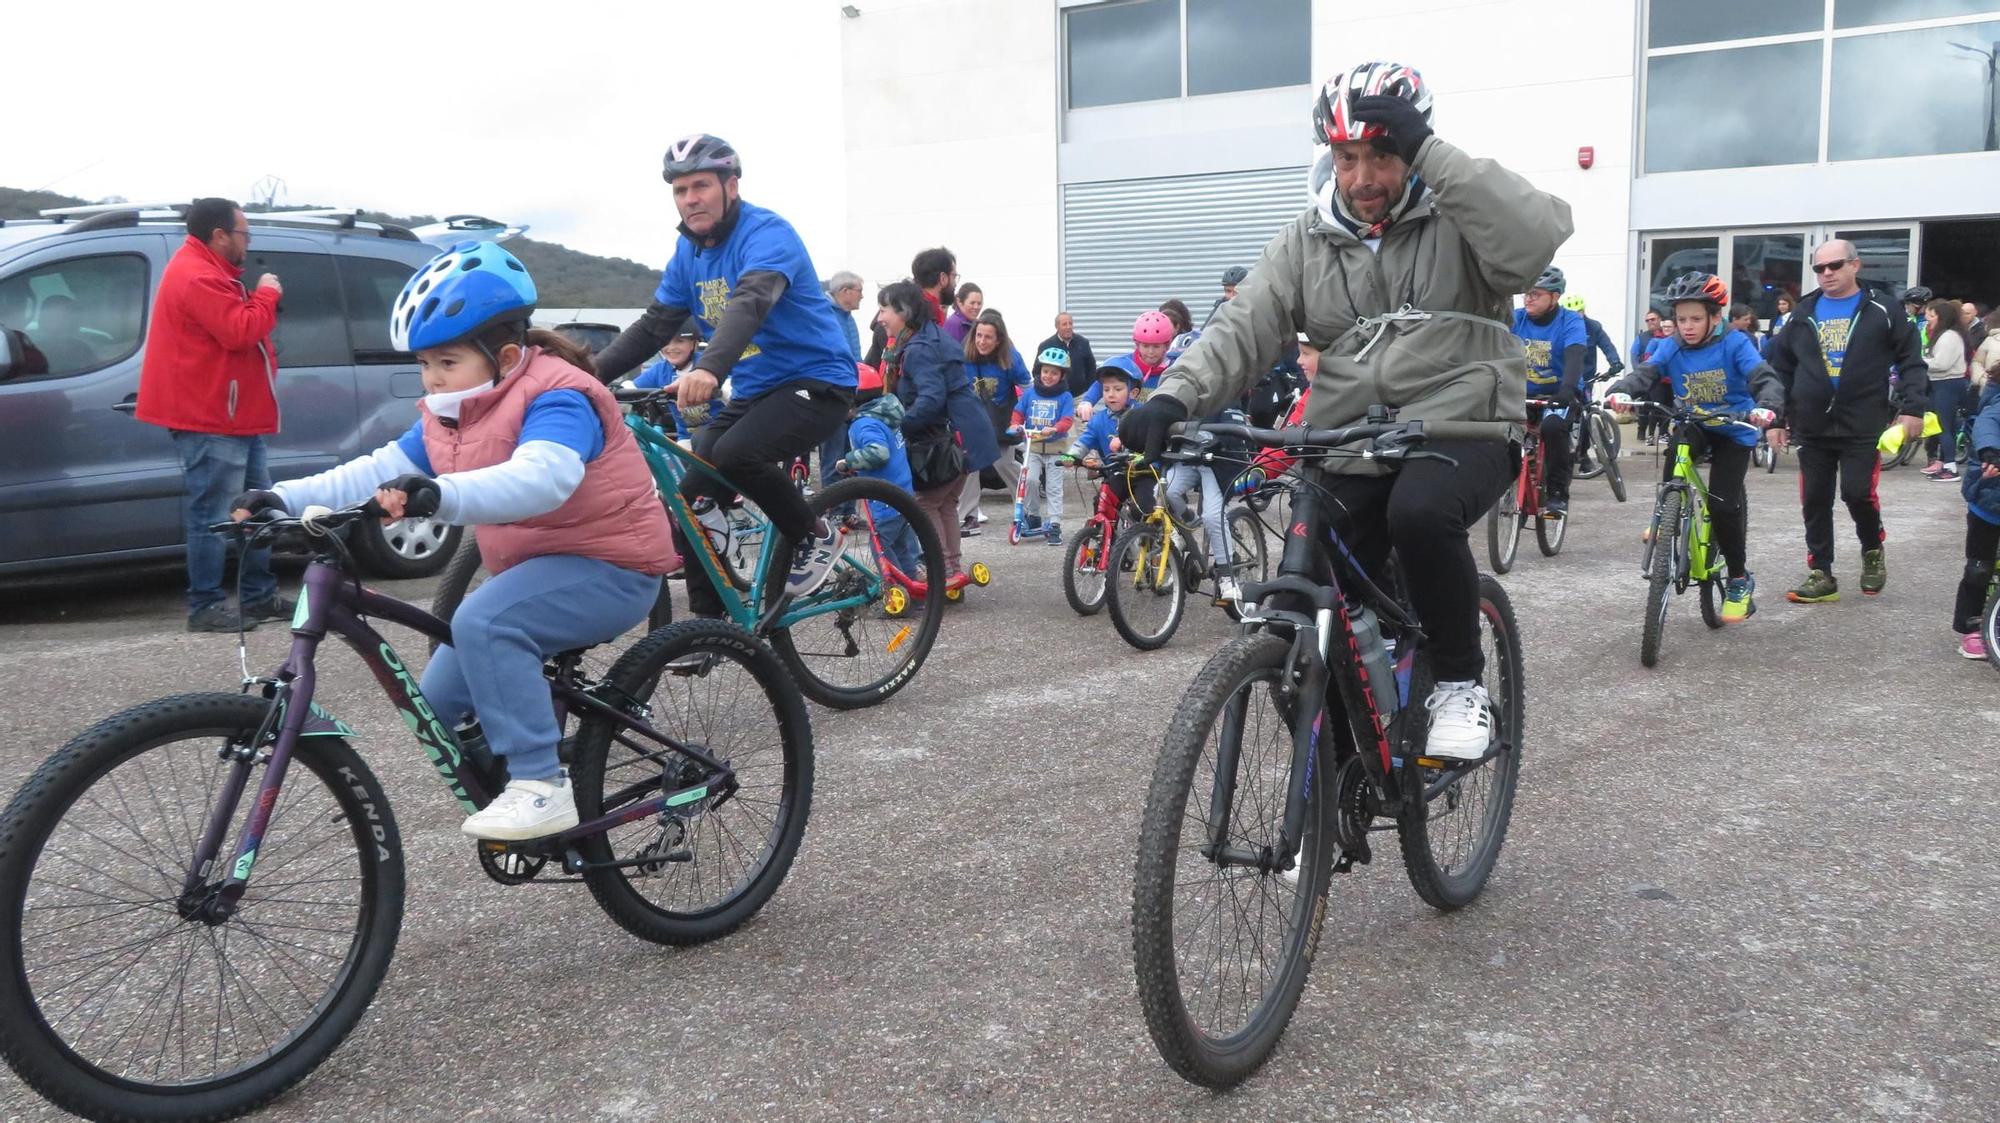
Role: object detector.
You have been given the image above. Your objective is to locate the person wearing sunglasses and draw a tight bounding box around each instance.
[1764,240,1929,604]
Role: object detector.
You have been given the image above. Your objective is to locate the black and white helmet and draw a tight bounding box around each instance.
[662,134,742,182]
[1312,61,1433,146]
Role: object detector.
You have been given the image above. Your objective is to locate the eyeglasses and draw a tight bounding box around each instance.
[1810,258,1855,274]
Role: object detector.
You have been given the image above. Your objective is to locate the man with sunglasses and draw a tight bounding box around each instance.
[1766,240,1928,603]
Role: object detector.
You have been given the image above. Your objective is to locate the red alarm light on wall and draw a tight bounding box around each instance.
[1578,146,1595,170]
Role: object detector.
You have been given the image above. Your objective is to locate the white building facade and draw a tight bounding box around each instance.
[841,0,2000,354]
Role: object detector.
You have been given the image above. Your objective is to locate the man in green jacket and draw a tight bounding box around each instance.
[1121,60,1571,760]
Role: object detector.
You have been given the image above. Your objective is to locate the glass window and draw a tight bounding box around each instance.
[1836,0,2000,29]
[1186,0,1309,96]
[0,254,148,380]
[1730,232,1806,321]
[1832,228,1914,303]
[1648,236,1720,312]
[339,255,418,360]
[1644,41,1822,171]
[1829,21,2000,159]
[239,251,349,368]
[1648,0,1821,50]
[1066,0,1180,109]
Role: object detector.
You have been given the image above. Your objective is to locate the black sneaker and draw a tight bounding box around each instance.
[1543,496,1568,517]
[187,604,255,633]
[242,596,296,623]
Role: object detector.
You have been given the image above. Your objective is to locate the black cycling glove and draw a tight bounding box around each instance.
[230,489,286,518]
[1350,94,1433,165]
[1119,395,1189,460]
[379,474,442,519]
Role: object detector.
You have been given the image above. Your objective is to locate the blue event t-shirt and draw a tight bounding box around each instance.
[1511,307,1589,391]
[1811,291,1863,387]
[1641,330,1766,447]
[652,201,858,401]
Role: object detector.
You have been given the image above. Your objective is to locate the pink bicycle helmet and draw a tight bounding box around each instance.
[1132,311,1176,345]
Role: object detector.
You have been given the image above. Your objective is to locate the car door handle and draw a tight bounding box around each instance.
[113,393,138,414]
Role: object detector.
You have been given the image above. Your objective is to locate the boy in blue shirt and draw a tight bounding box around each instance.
[1606,271,1783,622]
[1011,347,1077,545]
[1062,364,1154,515]
[836,364,923,575]
[1511,266,1590,515]
[629,323,707,439]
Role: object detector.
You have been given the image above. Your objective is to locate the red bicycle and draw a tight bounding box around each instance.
[1061,457,1139,616]
[1489,397,1569,573]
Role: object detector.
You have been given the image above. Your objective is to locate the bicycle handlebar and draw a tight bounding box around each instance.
[1167,418,1424,453]
[206,501,382,540]
[1619,401,1763,432]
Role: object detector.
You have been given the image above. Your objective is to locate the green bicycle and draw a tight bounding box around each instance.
[434,387,946,709]
[1631,402,1758,667]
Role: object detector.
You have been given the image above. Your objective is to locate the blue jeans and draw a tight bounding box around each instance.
[1927,377,1968,464]
[171,431,276,614]
[873,504,922,574]
[422,554,659,783]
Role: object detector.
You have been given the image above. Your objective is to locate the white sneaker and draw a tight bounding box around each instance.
[1422,681,1493,761]
[975,510,990,525]
[461,776,578,841]
[1216,575,1241,603]
[786,518,845,598]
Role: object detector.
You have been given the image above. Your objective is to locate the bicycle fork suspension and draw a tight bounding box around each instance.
[1202,640,1328,876]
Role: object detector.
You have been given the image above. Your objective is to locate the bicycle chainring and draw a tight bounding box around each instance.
[1332,755,1373,858]
[476,846,548,886]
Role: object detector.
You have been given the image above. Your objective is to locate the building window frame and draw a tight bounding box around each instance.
[1060,0,1311,112]
[1639,0,2000,173]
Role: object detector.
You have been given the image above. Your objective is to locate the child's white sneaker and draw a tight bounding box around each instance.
[461,776,578,841]
[1216,575,1242,604]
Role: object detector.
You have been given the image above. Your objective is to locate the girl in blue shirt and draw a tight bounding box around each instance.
[1606,272,1784,622]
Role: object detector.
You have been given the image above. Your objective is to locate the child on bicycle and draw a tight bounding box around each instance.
[1605,271,1781,622]
[1950,384,2000,659]
[1063,364,1154,514]
[1164,406,1246,602]
[836,363,923,576]
[231,242,677,842]
[1011,346,1077,545]
[628,322,710,440]
[1075,311,1177,422]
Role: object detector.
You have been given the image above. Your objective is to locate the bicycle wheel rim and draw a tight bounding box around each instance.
[8,723,376,1092]
[1064,524,1109,613]
[587,630,805,922]
[1404,588,1521,898]
[1111,528,1183,646]
[1489,487,1521,572]
[1227,508,1268,583]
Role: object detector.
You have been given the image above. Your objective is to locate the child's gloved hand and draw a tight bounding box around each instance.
[834,459,850,475]
[374,474,440,521]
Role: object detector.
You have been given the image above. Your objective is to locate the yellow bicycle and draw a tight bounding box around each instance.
[1103,453,1267,651]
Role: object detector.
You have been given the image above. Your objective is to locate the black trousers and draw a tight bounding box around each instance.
[1537,410,1573,500]
[1952,512,2000,633]
[1320,439,1515,683]
[1795,439,1883,574]
[1664,429,1751,579]
[679,380,851,616]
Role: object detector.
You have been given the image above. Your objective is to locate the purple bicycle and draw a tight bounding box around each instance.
[0,503,812,1121]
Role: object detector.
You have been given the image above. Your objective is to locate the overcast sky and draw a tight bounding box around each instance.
[5,0,850,274]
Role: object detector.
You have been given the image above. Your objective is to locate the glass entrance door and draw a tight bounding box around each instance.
[1640,224,1918,330]
[1831,225,1918,305]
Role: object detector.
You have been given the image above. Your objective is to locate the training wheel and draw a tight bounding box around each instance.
[944,584,964,602]
[883,585,909,617]
[969,562,992,587]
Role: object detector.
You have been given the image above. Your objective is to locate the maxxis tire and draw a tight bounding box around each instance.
[0,693,404,1123]
[1397,575,1524,911]
[761,478,946,710]
[1132,633,1332,1088]
[1641,491,1682,668]
[571,621,813,946]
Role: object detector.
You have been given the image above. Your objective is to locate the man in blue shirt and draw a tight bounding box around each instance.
[595,134,859,614]
[1511,266,1590,515]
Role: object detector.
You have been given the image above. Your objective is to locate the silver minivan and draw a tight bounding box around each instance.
[0,206,462,579]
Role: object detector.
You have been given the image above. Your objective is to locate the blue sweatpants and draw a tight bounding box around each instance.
[872,503,922,574]
[422,554,659,782]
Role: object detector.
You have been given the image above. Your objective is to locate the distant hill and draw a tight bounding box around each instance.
[0,188,658,308]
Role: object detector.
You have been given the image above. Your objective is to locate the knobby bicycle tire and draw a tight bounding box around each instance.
[1641,490,1683,668]
[760,477,946,710]
[1107,523,1187,651]
[571,621,813,946]
[1397,574,1525,910]
[0,693,404,1123]
[1132,633,1333,1088]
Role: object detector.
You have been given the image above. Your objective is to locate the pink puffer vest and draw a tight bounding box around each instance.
[421,348,677,576]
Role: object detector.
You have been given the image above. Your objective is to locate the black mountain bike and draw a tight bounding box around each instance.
[0,504,812,1121]
[1131,414,1525,1088]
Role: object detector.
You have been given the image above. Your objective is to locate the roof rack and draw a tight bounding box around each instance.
[249,207,364,229]
[41,200,190,221]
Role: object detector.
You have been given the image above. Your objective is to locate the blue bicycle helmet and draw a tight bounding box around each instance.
[389,240,538,352]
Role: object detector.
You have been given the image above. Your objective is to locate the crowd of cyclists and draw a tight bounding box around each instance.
[201,58,1999,846]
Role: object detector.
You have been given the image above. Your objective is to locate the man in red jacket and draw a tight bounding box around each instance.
[135,197,289,631]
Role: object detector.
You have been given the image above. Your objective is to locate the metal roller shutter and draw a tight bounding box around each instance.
[1060,165,1310,346]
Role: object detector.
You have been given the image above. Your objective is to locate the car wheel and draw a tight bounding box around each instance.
[351,515,462,579]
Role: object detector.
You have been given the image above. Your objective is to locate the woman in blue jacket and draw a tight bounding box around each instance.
[878,281,997,581]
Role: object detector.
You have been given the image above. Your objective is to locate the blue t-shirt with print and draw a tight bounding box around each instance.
[396,390,604,472]
[1811,291,1863,387]
[652,201,857,401]
[1017,387,1075,433]
[1511,307,1590,393]
[1640,330,1766,448]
